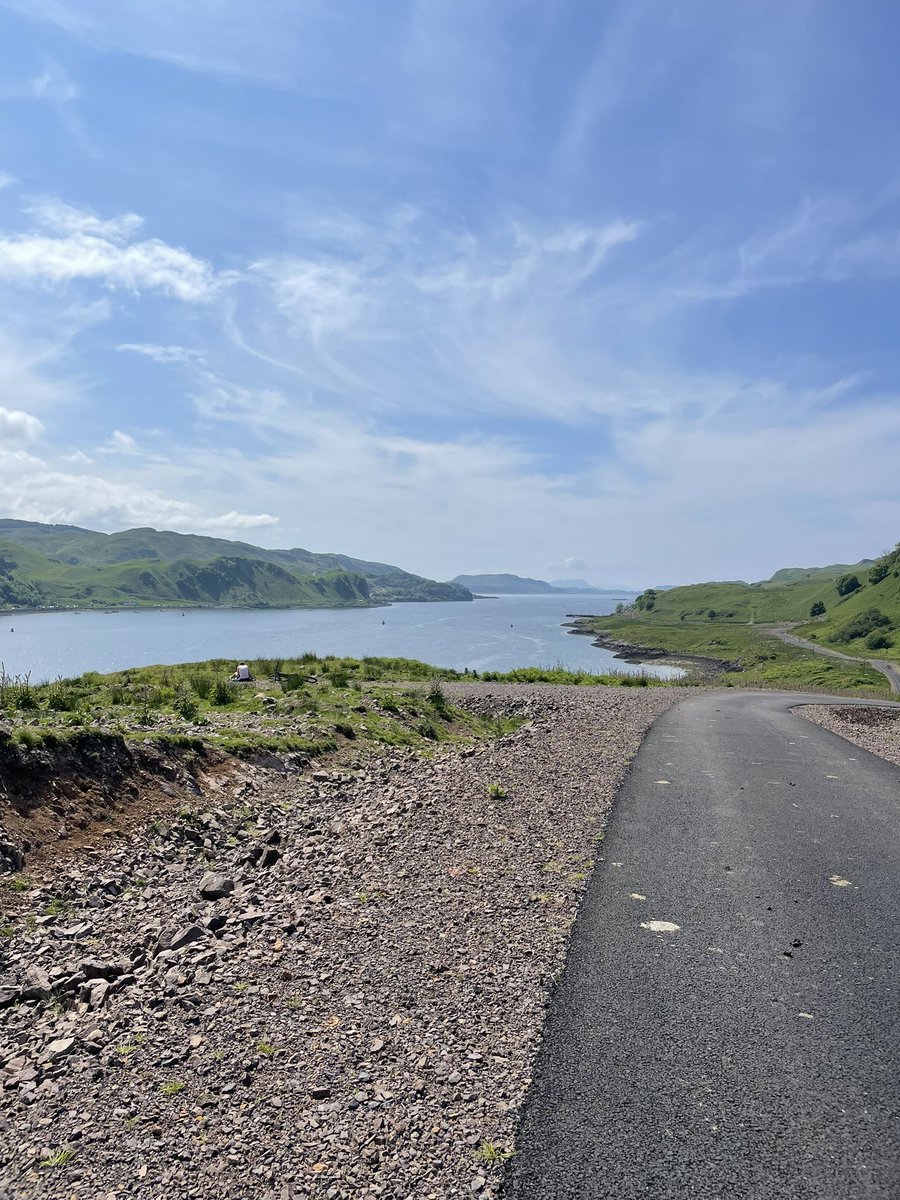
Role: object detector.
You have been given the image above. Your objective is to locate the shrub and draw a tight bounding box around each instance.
[189,673,214,700]
[869,560,891,585]
[836,574,861,597]
[212,680,233,705]
[831,609,890,644]
[865,632,893,650]
[809,601,826,617]
[174,691,199,721]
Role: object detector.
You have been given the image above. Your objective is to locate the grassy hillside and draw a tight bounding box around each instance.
[0,520,472,610]
[794,544,900,660]
[623,549,896,627]
[569,543,900,694]
[577,618,890,697]
[0,540,372,611]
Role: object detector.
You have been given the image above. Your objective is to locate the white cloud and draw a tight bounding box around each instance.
[0,406,43,442]
[0,172,15,190]
[252,258,366,343]
[29,62,79,103]
[106,429,137,453]
[0,200,219,301]
[0,232,217,301]
[0,445,278,536]
[28,197,143,243]
[117,343,204,365]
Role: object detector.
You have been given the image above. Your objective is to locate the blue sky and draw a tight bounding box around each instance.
[0,0,898,586]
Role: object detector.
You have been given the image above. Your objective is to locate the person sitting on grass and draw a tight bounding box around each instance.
[231,662,253,682]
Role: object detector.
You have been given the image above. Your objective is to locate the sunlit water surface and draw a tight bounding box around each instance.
[0,593,684,682]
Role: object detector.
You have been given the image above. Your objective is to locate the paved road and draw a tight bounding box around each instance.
[770,625,900,695]
[504,690,900,1200]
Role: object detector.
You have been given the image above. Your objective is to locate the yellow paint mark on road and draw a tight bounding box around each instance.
[829,875,852,888]
[655,780,671,785]
[641,920,680,933]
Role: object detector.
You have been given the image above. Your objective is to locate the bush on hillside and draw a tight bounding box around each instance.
[830,608,890,644]
[865,632,893,650]
[809,600,826,617]
[836,574,861,597]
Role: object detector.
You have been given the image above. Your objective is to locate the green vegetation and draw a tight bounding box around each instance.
[0,655,525,760]
[474,1141,515,1164]
[38,1149,76,1169]
[584,544,900,683]
[794,543,900,660]
[0,519,473,611]
[574,618,890,697]
[160,1081,186,1096]
[486,782,508,800]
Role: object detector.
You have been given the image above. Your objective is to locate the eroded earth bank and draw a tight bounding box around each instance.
[0,684,686,1200]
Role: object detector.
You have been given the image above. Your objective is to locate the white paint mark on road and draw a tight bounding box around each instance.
[641,920,680,933]
[799,1012,814,1020]
[655,780,671,785]
[829,875,852,888]
[630,893,647,901]
[826,775,839,780]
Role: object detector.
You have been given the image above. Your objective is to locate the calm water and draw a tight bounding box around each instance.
[0,594,683,681]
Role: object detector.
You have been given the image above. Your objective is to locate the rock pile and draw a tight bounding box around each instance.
[798,702,900,768]
[0,683,685,1199]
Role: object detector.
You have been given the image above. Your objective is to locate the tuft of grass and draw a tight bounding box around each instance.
[486,782,508,800]
[160,1080,186,1096]
[39,1148,76,1169]
[256,1040,277,1056]
[474,1141,515,1164]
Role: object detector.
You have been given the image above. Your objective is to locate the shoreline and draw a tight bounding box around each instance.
[564,619,736,678]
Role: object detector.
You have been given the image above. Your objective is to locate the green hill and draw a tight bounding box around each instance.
[624,552,895,628]
[595,544,900,671]
[0,520,473,612]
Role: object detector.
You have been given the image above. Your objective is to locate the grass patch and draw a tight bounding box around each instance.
[575,617,890,697]
[39,1148,76,1169]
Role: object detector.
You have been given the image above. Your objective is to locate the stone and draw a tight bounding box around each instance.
[199,872,234,901]
[22,966,53,1001]
[45,1037,76,1060]
[79,956,125,980]
[168,925,206,952]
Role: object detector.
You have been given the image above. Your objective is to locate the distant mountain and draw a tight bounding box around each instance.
[0,520,473,611]
[453,572,638,595]
[452,573,556,594]
[550,577,598,591]
[550,578,637,595]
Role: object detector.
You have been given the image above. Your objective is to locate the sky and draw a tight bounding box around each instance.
[0,0,898,588]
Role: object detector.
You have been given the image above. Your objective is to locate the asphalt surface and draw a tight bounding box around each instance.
[771,626,900,694]
[504,689,900,1200]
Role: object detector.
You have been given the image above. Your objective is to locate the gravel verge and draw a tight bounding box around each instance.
[0,683,687,1200]
[797,703,900,768]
